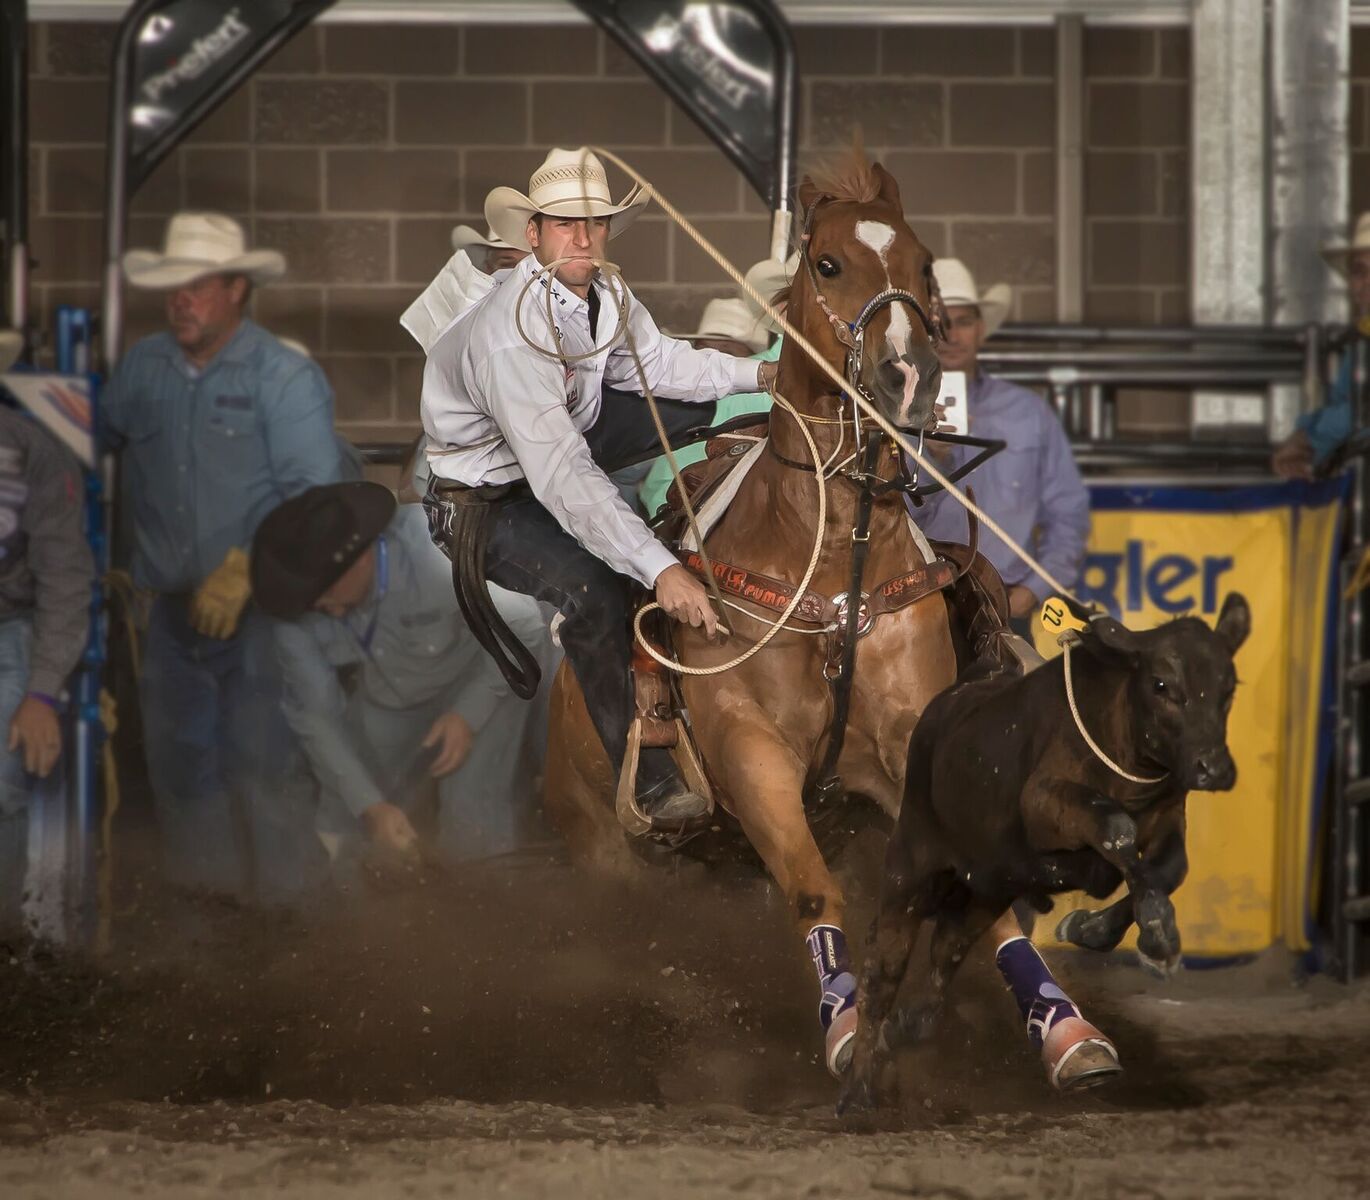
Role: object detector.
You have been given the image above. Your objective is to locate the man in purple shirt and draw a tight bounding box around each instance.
[913,259,1090,632]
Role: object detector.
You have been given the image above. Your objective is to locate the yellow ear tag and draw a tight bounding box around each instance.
[1039,596,1087,636]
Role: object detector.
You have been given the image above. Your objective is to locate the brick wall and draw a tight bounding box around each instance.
[25,19,1190,445]
[1351,28,1370,215]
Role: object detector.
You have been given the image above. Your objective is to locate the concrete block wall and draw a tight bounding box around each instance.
[25,20,1190,445]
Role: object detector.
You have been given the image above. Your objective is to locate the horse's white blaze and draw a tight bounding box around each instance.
[856,219,920,419]
[855,220,896,274]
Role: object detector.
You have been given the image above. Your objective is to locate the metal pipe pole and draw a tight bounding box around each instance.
[2,0,28,347]
[769,1,798,262]
[1055,14,1083,324]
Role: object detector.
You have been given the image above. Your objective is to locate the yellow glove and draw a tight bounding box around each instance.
[190,547,252,640]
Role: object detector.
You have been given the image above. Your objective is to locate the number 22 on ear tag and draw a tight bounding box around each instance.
[1039,596,1087,636]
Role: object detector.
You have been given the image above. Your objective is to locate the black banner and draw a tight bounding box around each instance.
[122,0,332,190]
[571,0,797,211]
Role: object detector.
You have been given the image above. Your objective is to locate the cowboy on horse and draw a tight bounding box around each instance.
[420,147,777,830]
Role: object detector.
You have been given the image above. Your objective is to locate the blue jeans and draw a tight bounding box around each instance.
[140,597,324,902]
[0,616,32,931]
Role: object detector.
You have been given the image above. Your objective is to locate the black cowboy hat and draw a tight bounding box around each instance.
[250,482,397,620]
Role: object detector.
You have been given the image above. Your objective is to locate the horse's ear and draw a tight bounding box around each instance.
[797,175,821,216]
[872,161,902,209]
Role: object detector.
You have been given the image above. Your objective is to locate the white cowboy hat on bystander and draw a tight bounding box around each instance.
[666,298,770,355]
[741,252,800,334]
[0,329,20,373]
[1321,211,1370,279]
[484,148,650,251]
[451,224,517,255]
[932,258,1012,338]
[122,212,285,290]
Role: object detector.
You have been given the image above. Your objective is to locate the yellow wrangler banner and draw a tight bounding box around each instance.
[1031,479,1346,960]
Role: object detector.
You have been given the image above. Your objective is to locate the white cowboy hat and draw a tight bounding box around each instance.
[0,329,20,374]
[1322,212,1370,278]
[451,223,516,254]
[741,252,800,334]
[122,212,286,290]
[485,147,649,252]
[932,257,1012,338]
[667,298,770,355]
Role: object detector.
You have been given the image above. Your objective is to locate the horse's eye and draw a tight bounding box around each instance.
[1151,677,1168,696]
[817,255,841,278]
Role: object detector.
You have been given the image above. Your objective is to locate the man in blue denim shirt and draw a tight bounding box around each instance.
[252,483,552,869]
[912,259,1090,632]
[103,213,342,900]
[1272,213,1370,479]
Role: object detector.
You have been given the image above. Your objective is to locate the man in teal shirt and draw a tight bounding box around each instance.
[639,295,779,519]
[252,483,553,866]
[103,213,343,900]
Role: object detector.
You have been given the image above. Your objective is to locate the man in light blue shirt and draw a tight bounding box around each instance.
[103,213,342,900]
[1272,213,1370,478]
[912,259,1089,631]
[251,483,553,866]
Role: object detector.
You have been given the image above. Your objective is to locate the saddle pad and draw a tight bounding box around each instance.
[679,437,936,568]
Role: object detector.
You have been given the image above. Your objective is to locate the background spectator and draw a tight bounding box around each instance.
[912,258,1090,636]
[252,483,554,870]
[103,212,344,902]
[0,405,93,933]
[1272,212,1370,479]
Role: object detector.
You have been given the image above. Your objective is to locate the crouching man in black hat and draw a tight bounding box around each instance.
[251,482,553,864]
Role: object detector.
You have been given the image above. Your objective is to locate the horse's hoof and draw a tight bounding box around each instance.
[826,1005,859,1078]
[835,1069,877,1117]
[1043,1016,1122,1093]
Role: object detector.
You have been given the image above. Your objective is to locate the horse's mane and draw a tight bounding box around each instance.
[767,138,880,314]
[806,136,881,205]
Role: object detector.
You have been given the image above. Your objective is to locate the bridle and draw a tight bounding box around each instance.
[774,193,949,491]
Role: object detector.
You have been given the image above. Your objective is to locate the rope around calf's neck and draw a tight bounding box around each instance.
[1061,636,1166,785]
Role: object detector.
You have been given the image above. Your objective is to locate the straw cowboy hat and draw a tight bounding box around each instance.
[932,258,1012,338]
[123,212,286,290]
[1321,212,1370,278]
[251,482,397,620]
[485,147,649,252]
[451,223,516,254]
[0,330,20,374]
[741,253,800,334]
[668,298,770,355]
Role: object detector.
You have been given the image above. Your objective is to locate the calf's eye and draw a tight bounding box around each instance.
[1151,677,1168,696]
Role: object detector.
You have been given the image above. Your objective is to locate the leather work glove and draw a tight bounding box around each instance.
[190,547,252,640]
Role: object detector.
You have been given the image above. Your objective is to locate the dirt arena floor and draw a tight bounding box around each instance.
[1,851,1367,1199]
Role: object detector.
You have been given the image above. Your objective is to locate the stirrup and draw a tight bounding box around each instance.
[615,718,715,836]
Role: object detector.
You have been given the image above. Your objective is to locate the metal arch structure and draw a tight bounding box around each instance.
[569,0,798,262]
[99,0,799,369]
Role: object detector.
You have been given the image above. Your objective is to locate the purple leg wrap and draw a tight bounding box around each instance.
[806,923,856,1030]
[995,936,1081,1049]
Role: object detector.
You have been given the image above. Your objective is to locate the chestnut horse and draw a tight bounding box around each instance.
[544,148,979,1074]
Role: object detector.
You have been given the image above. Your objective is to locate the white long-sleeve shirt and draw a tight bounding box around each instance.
[420,254,759,586]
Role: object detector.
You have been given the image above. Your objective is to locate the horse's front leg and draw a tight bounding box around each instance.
[711,713,857,1076]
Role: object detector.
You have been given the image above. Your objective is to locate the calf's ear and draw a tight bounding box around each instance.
[1215,592,1251,654]
[1082,615,1141,663]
